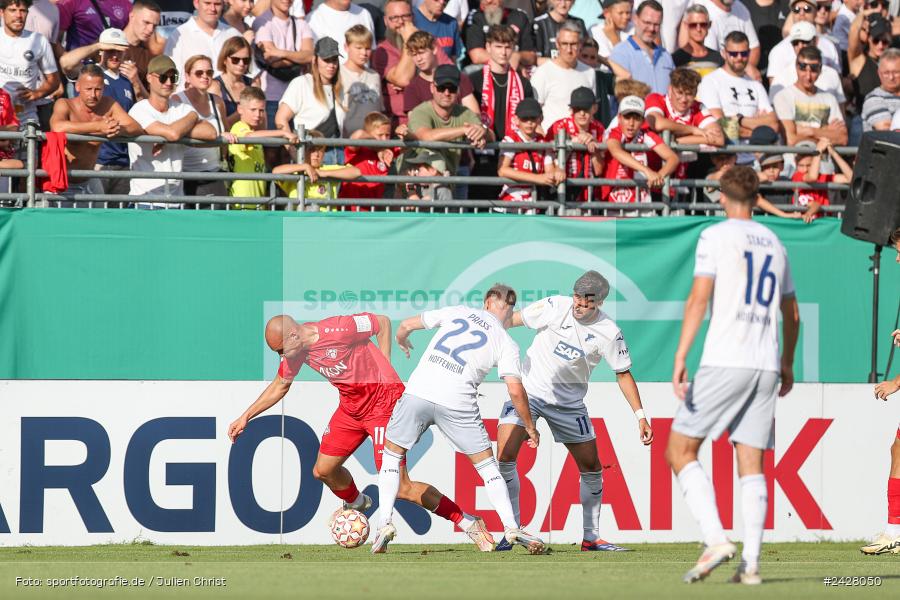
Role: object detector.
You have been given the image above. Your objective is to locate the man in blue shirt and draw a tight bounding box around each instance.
[95,30,137,197]
[608,0,674,94]
[413,0,461,61]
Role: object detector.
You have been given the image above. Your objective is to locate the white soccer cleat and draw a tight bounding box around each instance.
[682,541,737,583]
[370,523,396,554]
[344,493,373,513]
[731,561,762,585]
[505,528,547,555]
[464,516,495,552]
[860,532,900,555]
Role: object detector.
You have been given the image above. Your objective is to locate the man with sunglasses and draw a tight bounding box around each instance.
[769,0,841,76]
[672,4,723,77]
[769,22,847,106]
[684,0,762,80]
[773,45,847,145]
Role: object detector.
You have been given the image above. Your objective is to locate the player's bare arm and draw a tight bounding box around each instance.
[673,276,714,399]
[509,311,525,328]
[395,315,425,358]
[505,376,539,449]
[374,314,393,361]
[227,376,292,443]
[615,370,653,445]
[779,295,800,397]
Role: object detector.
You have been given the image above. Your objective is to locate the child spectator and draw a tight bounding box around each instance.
[497,98,565,203]
[791,138,853,222]
[228,86,298,203]
[273,130,343,206]
[341,111,396,205]
[546,87,605,201]
[602,95,679,204]
[755,152,796,210]
[402,149,452,202]
[340,25,384,137]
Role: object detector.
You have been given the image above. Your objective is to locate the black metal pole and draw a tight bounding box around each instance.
[869,245,883,383]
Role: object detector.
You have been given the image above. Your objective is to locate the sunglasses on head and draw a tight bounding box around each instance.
[792,5,815,13]
[229,55,251,65]
[193,69,213,78]
[796,61,821,72]
[727,50,750,58]
[156,72,179,84]
[436,84,458,93]
[688,21,710,30]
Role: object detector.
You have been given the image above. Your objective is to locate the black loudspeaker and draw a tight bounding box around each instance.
[842,131,900,245]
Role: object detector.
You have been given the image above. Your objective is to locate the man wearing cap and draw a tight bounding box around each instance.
[609,0,675,94]
[773,45,847,145]
[862,47,900,131]
[408,64,493,191]
[50,64,142,203]
[680,0,761,80]
[768,0,841,76]
[127,55,219,203]
[547,86,606,202]
[602,95,679,203]
[164,0,241,87]
[497,98,564,204]
[57,0,131,51]
[769,21,846,104]
[532,21,596,131]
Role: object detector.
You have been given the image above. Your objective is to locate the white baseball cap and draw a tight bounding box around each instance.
[98,28,129,49]
[788,21,817,43]
[618,95,645,116]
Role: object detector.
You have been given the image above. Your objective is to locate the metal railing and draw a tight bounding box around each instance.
[0,124,854,216]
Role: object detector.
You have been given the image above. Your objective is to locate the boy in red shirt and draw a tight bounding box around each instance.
[497,98,564,204]
[0,88,21,166]
[792,138,853,222]
[340,112,398,208]
[546,87,605,202]
[602,96,679,204]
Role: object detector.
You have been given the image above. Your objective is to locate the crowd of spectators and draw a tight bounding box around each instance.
[0,0,899,215]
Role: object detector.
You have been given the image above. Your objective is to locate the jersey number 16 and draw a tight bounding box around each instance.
[743,252,776,307]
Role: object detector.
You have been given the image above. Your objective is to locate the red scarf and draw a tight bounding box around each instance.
[480,65,524,136]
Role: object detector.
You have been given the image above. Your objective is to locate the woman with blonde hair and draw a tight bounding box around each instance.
[275,37,345,164]
[210,37,256,128]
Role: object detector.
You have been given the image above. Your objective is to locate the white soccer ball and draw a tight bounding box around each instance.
[330,508,370,548]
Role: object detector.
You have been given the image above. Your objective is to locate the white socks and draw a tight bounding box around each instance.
[677,461,728,547]
[580,471,603,542]
[475,457,518,530]
[498,461,521,524]
[886,523,900,537]
[740,474,767,568]
[377,448,403,528]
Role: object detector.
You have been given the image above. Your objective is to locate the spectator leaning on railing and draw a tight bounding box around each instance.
[861,47,900,131]
[127,55,218,203]
[497,98,565,204]
[546,86,606,201]
[209,37,255,129]
[49,64,142,202]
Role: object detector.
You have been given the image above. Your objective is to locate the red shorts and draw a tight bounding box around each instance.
[319,405,392,470]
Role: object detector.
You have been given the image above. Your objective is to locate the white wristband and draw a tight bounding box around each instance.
[634,409,647,421]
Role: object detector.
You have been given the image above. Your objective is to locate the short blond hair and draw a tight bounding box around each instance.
[364,111,391,131]
[614,78,651,101]
[345,24,373,47]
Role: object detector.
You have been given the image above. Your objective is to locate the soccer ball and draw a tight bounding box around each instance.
[330,509,370,548]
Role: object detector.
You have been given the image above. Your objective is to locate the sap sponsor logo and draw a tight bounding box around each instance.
[326,348,338,360]
[319,361,348,378]
[553,342,584,361]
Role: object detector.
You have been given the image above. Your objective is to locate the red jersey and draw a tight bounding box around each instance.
[602,126,664,203]
[499,128,552,202]
[644,92,715,179]
[277,313,404,419]
[0,89,19,161]
[547,115,605,201]
[340,146,394,209]
[791,172,832,217]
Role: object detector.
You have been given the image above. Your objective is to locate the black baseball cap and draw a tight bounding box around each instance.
[515,98,543,119]
[315,37,341,60]
[434,65,461,88]
[569,86,597,110]
[748,125,779,146]
[869,15,891,42]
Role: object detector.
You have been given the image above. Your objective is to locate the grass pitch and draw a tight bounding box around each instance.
[0,543,897,599]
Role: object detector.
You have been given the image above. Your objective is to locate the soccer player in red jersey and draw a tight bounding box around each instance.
[862,227,900,555]
[228,313,492,549]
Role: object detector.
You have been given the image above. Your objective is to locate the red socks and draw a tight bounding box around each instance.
[888,478,900,525]
[332,480,360,504]
[433,495,464,525]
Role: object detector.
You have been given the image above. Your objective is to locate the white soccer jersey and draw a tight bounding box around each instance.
[520,295,632,407]
[404,306,522,410]
[695,219,795,372]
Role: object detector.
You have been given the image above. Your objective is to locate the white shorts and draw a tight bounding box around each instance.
[672,366,779,450]
[385,393,492,455]
[498,395,595,444]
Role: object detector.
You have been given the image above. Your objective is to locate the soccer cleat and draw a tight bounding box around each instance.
[581,539,632,552]
[682,541,737,583]
[730,561,762,585]
[860,533,900,555]
[494,536,513,551]
[505,528,547,555]
[370,523,396,554]
[464,516,495,552]
[344,493,373,513]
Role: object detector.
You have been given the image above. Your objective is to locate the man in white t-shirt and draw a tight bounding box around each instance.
[163,0,241,87]
[772,45,847,145]
[128,55,218,203]
[768,21,846,105]
[698,31,777,145]
[307,0,375,46]
[531,21,597,131]
[667,166,799,585]
[0,0,60,124]
[686,0,761,79]
[374,284,547,555]
[494,272,653,553]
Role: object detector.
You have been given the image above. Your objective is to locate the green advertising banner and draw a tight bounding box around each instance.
[0,210,897,382]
